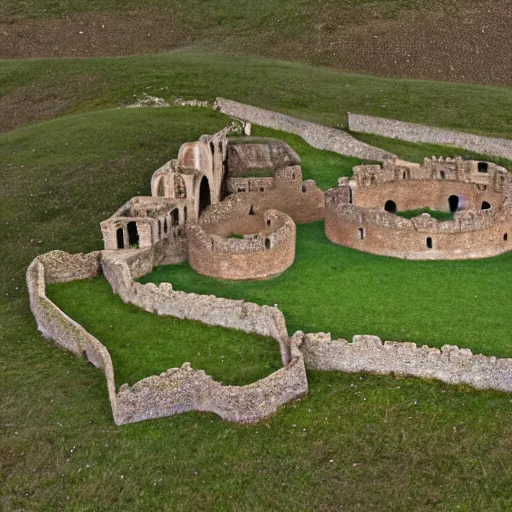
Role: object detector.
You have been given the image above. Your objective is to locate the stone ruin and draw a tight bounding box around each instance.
[326,157,512,259]
[26,124,512,426]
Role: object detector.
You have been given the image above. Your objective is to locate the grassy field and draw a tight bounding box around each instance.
[2,51,512,135]
[46,277,283,387]
[2,58,512,509]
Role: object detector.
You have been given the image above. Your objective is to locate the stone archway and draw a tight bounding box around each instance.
[449,195,459,212]
[199,176,211,215]
[384,200,397,213]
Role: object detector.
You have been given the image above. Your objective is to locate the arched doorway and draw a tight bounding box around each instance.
[481,201,491,210]
[384,200,397,213]
[199,176,211,215]
[127,221,139,248]
[116,227,124,249]
[448,195,459,212]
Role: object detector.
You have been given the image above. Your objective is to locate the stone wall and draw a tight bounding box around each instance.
[26,252,118,415]
[325,158,512,259]
[187,197,297,280]
[348,113,512,161]
[299,332,512,393]
[115,339,307,425]
[27,249,309,425]
[100,249,291,360]
[214,98,395,162]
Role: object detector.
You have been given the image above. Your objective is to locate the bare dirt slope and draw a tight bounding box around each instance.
[1,1,511,86]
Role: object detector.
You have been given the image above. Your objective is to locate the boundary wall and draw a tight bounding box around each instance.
[348,113,512,161]
[26,250,308,425]
[299,332,512,392]
[214,98,395,162]
[26,249,512,425]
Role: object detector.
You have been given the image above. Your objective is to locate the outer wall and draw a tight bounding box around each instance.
[325,213,512,260]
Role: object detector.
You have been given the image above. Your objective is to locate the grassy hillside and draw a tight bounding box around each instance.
[2,102,512,509]
[2,51,512,136]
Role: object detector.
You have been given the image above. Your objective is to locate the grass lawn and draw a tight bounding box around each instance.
[395,208,454,221]
[46,277,283,387]
[2,79,512,509]
[142,221,512,358]
[2,52,512,137]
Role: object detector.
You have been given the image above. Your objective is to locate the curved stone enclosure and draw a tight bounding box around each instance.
[188,197,296,280]
[27,250,308,425]
[326,157,512,259]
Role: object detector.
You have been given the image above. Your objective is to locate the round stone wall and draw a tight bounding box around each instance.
[187,198,296,280]
[325,158,512,260]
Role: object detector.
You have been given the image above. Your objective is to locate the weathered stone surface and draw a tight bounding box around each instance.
[214,98,395,161]
[325,157,512,259]
[300,332,512,392]
[27,249,308,425]
[348,113,512,161]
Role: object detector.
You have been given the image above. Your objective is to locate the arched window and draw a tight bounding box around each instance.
[426,237,433,249]
[171,209,179,225]
[265,238,271,249]
[199,176,211,215]
[157,177,165,197]
[127,221,139,248]
[481,201,491,210]
[116,227,124,249]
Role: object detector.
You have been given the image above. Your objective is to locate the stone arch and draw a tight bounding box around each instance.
[384,200,397,213]
[449,195,459,212]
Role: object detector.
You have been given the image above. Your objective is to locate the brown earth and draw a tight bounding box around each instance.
[1,2,511,87]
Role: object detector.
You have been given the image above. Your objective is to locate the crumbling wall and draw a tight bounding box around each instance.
[115,338,308,425]
[299,332,512,392]
[26,252,118,415]
[27,249,308,426]
[214,98,395,161]
[187,200,296,280]
[348,113,512,161]
[101,249,290,350]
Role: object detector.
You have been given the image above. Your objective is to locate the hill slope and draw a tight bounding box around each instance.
[1,0,511,86]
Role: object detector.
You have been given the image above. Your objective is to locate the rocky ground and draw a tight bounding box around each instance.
[1,0,511,86]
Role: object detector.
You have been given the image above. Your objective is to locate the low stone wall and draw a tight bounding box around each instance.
[214,98,395,162]
[348,113,512,161]
[26,252,118,416]
[115,339,307,424]
[27,249,309,425]
[101,249,290,355]
[299,332,512,393]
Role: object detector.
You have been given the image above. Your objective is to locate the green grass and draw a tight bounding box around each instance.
[2,51,512,138]
[46,277,282,387]
[395,208,454,221]
[142,221,512,358]
[2,86,512,509]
